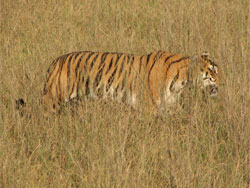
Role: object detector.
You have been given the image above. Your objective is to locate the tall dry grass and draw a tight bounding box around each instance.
[0,0,249,187]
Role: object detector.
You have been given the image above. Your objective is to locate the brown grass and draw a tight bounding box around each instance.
[0,0,249,187]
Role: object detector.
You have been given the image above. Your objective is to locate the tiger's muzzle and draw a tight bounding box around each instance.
[209,85,219,97]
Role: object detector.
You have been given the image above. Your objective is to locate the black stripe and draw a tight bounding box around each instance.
[107,66,118,89]
[114,54,123,67]
[72,52,83,66]
[94,66,104,88]
[146,53,152,66]
[61,53,70,64]
[98,52,109,70]
[164,54,175,63]
[208,59,216,67]
[84,52,96,66]
[166,57,189,74]
[85,76,90,95]
[89,53,99,70]
[75,52,85,76]
[106,56,115,73]
[127,56,134,76]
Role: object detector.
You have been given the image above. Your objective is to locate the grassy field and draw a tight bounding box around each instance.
[1,0,249,187]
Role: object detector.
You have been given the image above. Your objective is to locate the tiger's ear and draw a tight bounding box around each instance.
[190,53,208,68]
[201,51,210,60]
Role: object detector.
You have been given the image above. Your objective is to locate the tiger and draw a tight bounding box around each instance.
[39,50,219,112]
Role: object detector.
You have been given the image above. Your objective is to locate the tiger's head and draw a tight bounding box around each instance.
[190,52,219,97]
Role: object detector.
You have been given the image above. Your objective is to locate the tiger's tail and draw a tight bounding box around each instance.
[16,98,26,110]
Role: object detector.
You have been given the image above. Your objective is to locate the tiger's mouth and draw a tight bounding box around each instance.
[209,85,218,97]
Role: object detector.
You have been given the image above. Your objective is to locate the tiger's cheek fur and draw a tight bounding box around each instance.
[201,67,219,96]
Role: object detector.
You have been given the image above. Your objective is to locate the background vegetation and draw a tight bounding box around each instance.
[1,0,249,187]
